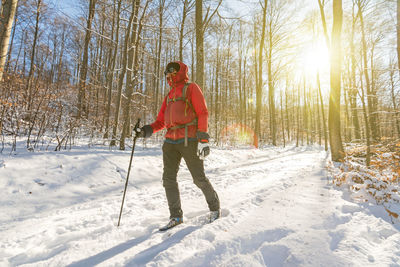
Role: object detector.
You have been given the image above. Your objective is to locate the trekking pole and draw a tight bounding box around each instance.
[117,118,141,227]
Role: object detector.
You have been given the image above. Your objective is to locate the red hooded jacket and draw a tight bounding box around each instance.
[150,61,208,140]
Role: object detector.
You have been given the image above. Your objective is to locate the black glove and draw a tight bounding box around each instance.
[137,125,153,138]
[196,132,210,160]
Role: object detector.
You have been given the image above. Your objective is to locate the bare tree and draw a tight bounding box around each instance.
[349,2,361,140]
[104,0,122,139]
[389,60,400,138]
[356,0,379,142]
[195,0,221,89]
[255,0,268,142]
[328,0,344,161]
[397,0,400,79]
[110,0,139,147]
[120,0,149,150]
[0,0,18,81]
[179,0,194,62]
[154,0,166,118]
[317,0,330,49]
[26,0,43,111]
[77,0,97,119]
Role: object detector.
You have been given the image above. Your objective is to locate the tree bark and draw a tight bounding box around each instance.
[357,0,379,142]
[389,62,400,138]
[179,0,193,62]
[280,90,285,147]
[359,71,371,166]
[267,14,276,145]
[195,0,221,89]
[398,0,400,79]
[255,0,267,144]
[317,0,330,49]
[328,0,344,161]
[350,3,361,140]
[0,0,18,81]
[154,0,165,117]
[26,0,42,111]
[120,0,149,150]
[195,0,204,88]
[77,0,97,119]
[285,82,290,142]
[214,42,219,143]
[110,0,137,147]
[104,0,121,139]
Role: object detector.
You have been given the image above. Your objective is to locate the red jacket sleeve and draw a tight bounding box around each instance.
[188,83,208,132]
[150,96,167,133]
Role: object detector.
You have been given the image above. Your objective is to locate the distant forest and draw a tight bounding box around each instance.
[0,0,399,164]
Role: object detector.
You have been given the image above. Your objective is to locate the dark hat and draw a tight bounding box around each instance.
[164,62,180,75]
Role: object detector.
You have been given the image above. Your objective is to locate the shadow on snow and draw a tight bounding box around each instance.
[67,226,199,267]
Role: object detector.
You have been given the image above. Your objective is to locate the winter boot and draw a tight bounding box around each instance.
[159,217,183,231]
[209,209,220,223]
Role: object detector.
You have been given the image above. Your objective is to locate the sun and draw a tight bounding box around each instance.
[300,39,330,76]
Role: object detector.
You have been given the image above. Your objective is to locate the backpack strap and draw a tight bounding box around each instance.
[183,83,194,115]
[166,83,191,105]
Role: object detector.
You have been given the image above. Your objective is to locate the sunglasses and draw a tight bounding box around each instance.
[164,67,177,75]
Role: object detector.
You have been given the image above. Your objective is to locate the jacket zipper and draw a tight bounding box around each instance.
[171,87,175,139]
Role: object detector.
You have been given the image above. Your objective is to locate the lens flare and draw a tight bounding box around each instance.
[220,124,258,148]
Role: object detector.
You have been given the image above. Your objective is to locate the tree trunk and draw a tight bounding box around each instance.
[398,0,400,81]
[285,83,290,142]
[389,62,400,138]
[110,0,137,147]
[328,0,344,162]
[296,85,300,147]
[238,23,243,127]
[77,0,97,119]
[154,0,165,117]
[303,80,309,145]
[369,44,380,140]
[26,0,42,111]
[104,0,121,139]
[350,12,361,141]
[56,23,66,84]
[120,0,149,150]
[316,88,322,145]
[255,0,267,144]
[280,90,285,147]
[343,80,351,142]
[359,72,371,166]
[191,30,195,81]
[195,0,204,88]
[267,17,276,146]
[357,1,379,142]
[179,0,193,62]
[195,0,221,89]
[317,0,330,49]
[0,0,18,81]
[5,2,18,73]
[214,43,219,142]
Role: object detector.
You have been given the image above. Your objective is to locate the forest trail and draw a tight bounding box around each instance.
[1,146,400,266]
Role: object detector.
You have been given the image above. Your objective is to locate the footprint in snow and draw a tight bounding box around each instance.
[34,179,46,186]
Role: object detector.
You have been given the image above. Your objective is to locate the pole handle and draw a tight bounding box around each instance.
[133,118,141,137]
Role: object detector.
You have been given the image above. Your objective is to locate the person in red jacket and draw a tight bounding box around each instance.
[139,61,220,231]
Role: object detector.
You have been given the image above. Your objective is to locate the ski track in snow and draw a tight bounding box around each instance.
[1,145,400,266]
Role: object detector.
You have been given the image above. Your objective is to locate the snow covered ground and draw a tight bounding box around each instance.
[1,141,400,266]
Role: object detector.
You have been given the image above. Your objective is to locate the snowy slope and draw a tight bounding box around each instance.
[1,143,400,266]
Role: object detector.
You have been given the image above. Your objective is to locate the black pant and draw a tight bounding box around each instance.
[162,141,220,218]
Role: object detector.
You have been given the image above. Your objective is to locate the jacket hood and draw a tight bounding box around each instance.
[167,61,189,86]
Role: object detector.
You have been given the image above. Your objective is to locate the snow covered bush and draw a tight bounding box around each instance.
[328,141,400,223]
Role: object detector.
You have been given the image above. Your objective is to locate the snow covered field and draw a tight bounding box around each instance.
[1,141,400,266]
